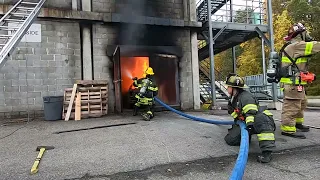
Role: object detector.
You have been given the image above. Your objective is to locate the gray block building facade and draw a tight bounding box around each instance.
[0,0,201,115]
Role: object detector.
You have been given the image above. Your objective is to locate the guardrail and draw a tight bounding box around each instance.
[243,74,284,99]
[196,0,267,25]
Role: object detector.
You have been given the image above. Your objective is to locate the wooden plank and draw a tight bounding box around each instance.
[63,113,104,119]
[63,100,108,105]
[62,90,67,118]
[65,87,108,93]
[75,92,81,121]
[65,84,77,121]
[77,87,107,91]
[64,91,108,97]
[65,94,108,99]
[65,95,107,101]
[63,106,103,110]
[100,88,102,114]
[75,80,108,85]
[79,92,107,96]
[63,87,106,93]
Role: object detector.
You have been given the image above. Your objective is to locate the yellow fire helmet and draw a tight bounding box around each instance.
[145,67,154,75]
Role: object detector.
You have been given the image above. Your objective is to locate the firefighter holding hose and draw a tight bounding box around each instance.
[132,67,158,121]
[224,74,276,163]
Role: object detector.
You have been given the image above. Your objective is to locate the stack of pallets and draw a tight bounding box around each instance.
[62,80,109,121]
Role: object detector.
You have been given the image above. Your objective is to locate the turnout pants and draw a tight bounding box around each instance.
[134,94,154,118]
[225,113,276,152]
[280,85,307,133]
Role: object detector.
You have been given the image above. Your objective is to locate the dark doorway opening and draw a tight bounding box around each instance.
[119,55,179,110]
[109,45,181,113]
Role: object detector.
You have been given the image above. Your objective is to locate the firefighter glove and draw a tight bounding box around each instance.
[228,101,234,114]
[246,124,255,134]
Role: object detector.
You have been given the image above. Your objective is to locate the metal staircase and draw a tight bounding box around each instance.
[0,0,47,68]
[197,0,230,22]
[196,0,268,61]
[198,24,263,61]
[199,60,229,103]
[196,0,272,105]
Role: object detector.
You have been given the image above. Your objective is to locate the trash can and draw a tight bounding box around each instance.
[43,96,64,120]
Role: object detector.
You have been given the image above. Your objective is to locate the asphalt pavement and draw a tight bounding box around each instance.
[0,110,320,180]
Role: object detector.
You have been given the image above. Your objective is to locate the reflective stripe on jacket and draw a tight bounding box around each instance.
[280,42,313,85]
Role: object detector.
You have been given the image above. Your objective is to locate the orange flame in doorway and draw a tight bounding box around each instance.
[120,57,149,95]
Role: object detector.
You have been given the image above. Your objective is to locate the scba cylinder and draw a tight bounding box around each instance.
[267,52,279,78]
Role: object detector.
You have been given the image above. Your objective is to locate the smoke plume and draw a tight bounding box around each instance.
[118,0,147,45]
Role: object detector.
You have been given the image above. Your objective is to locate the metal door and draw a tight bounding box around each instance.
[113,46,122,113]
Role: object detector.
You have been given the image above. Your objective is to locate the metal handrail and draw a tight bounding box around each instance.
[199,60,229,94]
[196,0,267,25]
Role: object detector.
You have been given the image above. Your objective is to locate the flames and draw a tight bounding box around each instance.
[120,57,149,95]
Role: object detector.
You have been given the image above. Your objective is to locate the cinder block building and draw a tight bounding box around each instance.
[0,0,202,115]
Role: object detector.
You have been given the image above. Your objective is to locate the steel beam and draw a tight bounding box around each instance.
[261,40,267,85]
[255,27,271,47]
[232,47,236,73]
[201,32,209,42]
[213,26,227,42]
[198,31,259,61]
[207,0,217,107]
[267,0,278,103]
[215,30,238,43]
[203,21,268,32]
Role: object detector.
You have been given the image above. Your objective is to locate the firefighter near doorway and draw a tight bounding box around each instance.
[267,22,320,139]
[131,67,159,121]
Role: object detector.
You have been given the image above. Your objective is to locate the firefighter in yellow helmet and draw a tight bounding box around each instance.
[224,73,276,163]
[280,22,320,139]
[132,67,158,121]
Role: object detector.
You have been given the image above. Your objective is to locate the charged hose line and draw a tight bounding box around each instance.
[229,121,249,180]
[154,97,234,125]
[154,97,249,180]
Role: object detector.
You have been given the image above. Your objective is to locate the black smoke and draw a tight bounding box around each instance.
[116,0,177,46]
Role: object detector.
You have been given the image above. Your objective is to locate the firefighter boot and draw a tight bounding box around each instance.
[141,113,151,121]
[257,151,272,163]
[281,132,306,139]
[133,106,138,116]
[296,123,310,132]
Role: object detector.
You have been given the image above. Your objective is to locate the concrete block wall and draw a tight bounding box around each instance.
[92,24,118,113]
[43,0,72,9]
[0,21,81,113]
[2,0,187,20]
[92,0,184,19]
[1,0,73,9]
[174,28,193,109]
[0,0,196,113]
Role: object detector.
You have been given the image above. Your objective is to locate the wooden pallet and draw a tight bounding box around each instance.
[63,80,109,121]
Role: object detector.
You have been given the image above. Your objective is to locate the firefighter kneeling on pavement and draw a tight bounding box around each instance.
[224,74,276,163]
[132,67,158,121]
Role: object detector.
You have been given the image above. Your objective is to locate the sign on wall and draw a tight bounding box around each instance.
[8,23,41,43]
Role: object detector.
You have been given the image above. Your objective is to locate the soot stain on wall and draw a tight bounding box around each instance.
[115,0,178,46]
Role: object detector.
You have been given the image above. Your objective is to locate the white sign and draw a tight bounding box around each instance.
[8,23,41,43]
